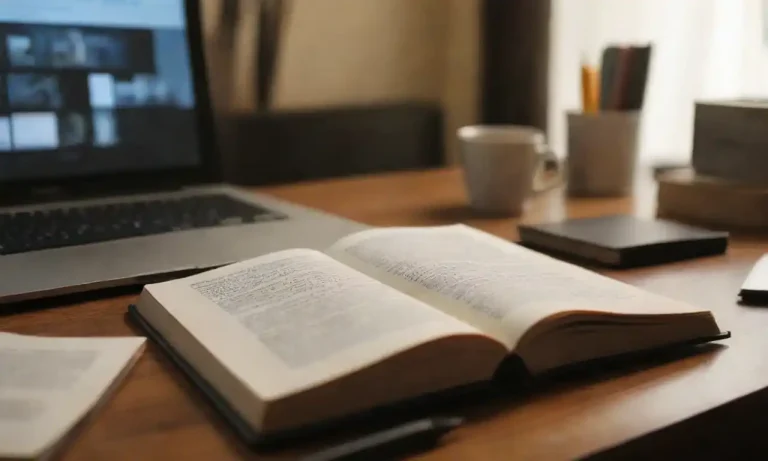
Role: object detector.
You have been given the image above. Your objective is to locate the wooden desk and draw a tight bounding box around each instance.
[2,168,767,460]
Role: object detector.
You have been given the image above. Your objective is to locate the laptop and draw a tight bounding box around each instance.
[0,0,365,304]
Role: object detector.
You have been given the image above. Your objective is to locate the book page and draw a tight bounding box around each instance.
[145,249,489,398]
[329,225,702,349]
[0,333,144,459]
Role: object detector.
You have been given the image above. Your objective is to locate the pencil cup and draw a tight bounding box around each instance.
[566,111,640,197]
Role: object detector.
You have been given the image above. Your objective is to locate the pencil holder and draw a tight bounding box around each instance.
[566,110,640,197]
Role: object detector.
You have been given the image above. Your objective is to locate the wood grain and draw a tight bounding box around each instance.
[1,168,766,460]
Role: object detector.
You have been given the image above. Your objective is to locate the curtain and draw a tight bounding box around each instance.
[482,0,550,131]
[549,0,765,162]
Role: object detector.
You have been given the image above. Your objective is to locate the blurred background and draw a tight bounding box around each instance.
[551,0,768,164]
[202,0,548,184]
[202,0,768,184]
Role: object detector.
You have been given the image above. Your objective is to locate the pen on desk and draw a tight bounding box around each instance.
[300,417,464,461]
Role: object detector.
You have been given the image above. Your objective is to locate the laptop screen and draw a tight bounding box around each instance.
[0,0,202,182]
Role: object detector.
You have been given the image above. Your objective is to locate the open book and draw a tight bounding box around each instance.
[131,224,726,436]
[0,333,144,460]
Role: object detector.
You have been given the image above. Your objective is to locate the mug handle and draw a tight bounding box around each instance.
[532,147,564,193]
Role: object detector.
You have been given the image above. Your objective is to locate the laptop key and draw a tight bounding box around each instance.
[0,194,284,255]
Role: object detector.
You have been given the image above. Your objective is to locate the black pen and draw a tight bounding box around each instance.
[300,417,464,461]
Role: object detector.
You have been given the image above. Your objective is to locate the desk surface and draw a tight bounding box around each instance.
[2,168,767,460]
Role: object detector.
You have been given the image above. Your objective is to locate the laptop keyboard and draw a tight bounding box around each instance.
[0,194,285,255]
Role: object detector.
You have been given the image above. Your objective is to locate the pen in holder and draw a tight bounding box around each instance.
[569,43,651,196]
[566,110,640,197]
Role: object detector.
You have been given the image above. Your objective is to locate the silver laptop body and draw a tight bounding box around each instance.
[0,1,364,305]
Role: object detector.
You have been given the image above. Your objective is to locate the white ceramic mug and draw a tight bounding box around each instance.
[458,125,561,215]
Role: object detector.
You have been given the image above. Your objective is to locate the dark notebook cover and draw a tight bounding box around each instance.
[127,304,730,449]
[518,215,728,268]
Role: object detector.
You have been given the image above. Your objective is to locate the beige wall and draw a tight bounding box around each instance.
[203,0,480,163]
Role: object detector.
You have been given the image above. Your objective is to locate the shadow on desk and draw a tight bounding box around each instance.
[421,204,544,222]
[422,204,485,223]
[0,285,143,317]
[132,326,725,455]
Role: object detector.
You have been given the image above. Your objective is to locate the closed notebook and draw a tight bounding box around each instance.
[518,215,728,268]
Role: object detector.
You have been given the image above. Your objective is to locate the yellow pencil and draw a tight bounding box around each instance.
[581,61,600,113]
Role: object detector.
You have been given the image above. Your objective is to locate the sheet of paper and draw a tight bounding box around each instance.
[0,333,144,459]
